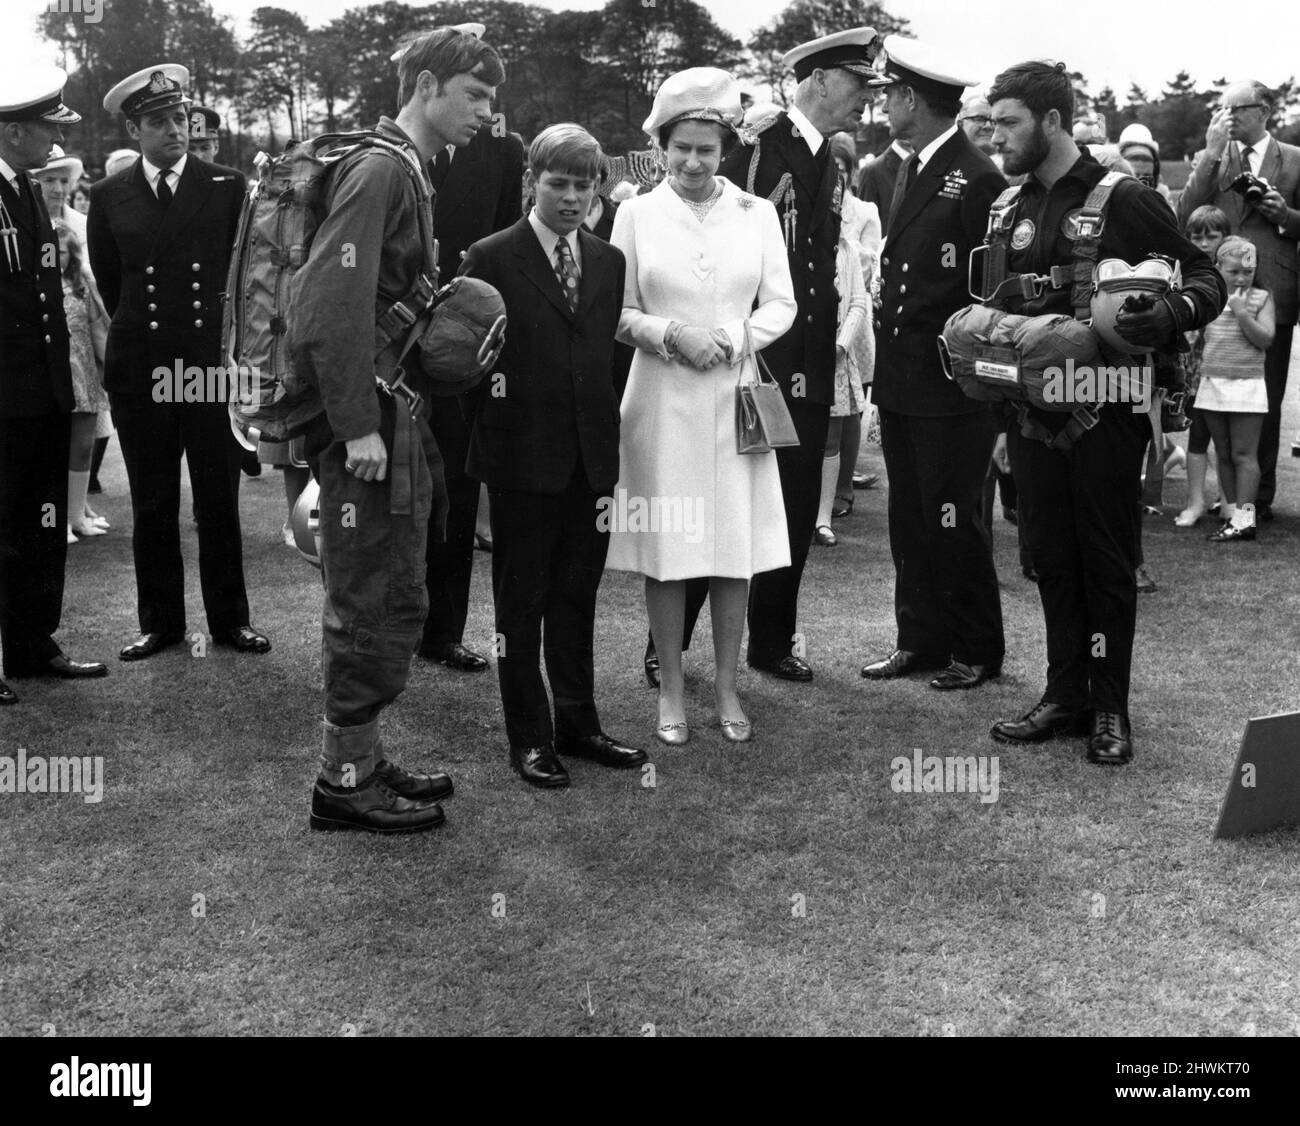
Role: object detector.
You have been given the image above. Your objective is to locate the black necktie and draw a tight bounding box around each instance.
[1241,144,1254,173]
[157,170,173,207]
[430,148,451,191]
[904,157,918,194]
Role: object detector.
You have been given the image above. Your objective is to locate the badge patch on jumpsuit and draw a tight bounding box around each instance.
[1010,219,1036,250]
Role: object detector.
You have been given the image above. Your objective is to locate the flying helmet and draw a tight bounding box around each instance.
[1090,255,1182,354]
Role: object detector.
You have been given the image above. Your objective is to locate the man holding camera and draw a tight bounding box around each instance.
[1178,81,1300,521]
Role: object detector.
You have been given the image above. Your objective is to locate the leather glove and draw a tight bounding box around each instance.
[1113,295,1178,348]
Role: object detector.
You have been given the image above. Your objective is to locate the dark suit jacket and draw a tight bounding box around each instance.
[858,143,905,237]
[432,127,525,279]
[721,112,839,405]
[87,157,245,395]
[0,172,72,417]
[1177,134,1300,323]
[875,130,1005,416]
[459,218,626,496]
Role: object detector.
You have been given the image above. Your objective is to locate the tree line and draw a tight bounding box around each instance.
[36,0,1298,177]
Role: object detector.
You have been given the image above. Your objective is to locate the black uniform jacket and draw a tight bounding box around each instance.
[88,156,245,394]
[874,128,1005,416]
[0,172,72,416]
[720,112,839,406]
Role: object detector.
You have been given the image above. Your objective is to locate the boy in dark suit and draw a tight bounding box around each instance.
[460,123,646,788]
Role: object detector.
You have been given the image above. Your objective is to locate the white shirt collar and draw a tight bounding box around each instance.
[528,208,581,268]
[889,140,910,161]
[915,124,959,171]
[141,153,187,193]
[0,156,21,192]
[583,195,604,232]
[786,105,824,156]
[1240,138,1266,175]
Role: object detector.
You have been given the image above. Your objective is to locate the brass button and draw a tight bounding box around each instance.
[148,303,157,311]
[896,305,903,314]
[809,288,816,297]
[191,282,200,291]
[38,292,46,302]
[893,327,899,336]
[146,284,156,293]
[149,321,158,330]
[44,334,52,343]
[192,263,200,271]
[882,257,890,267]
[42,313,49,322]
[902,263,909,272]
[145,266,154,275]
[193,301,201,309]
[899,285,907,295]
[194,319,203,327]
[806,315,814,325]
[807,261,814,270]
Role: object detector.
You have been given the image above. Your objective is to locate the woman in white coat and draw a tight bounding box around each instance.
[608,68,796,745]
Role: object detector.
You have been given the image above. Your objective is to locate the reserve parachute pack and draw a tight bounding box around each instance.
[222,131,506,467]
[939,170,1187,449]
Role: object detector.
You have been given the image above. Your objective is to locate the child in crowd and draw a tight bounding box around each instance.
[1175,205,1232,527]
[56,223,111,542]
[1196,235,1274,542]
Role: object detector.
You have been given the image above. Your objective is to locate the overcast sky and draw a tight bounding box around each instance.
[9,0,1297,101]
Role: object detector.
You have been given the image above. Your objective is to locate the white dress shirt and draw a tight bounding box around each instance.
[786,105,824,157]
[141,153,187,198]
[915,124,959,172]
[528,208,581,270]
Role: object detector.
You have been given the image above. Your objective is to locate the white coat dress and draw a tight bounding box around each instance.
[605,176,797,581]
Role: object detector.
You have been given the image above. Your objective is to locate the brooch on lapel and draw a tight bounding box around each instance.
[738,195,754,210]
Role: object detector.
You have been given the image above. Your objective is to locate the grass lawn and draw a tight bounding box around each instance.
[2,361,1299,1038]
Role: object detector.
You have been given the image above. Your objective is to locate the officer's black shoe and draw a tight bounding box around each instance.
[0,679,17,706]
[991,700,1089,745]
[929,660,1001,691]
[1086,711,1133,765]
[748,654,813,682]
[860,649,946,680]
[1135,566,1157,594]
[373,759,453,802]
[510,744,570,789]
[1256,503,1274,523]
[119,632,186,661]
[1022,565,1039,582]
[555,732,647,768]
[428,642,488,672]
[309,774,445,833]
[215,625,272,653]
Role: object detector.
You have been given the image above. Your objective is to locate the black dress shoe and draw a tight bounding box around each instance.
[831,496,853,518]
[748,654,813,682]
[432,642,488,672]
[1135,566,1157,593]
[510,744,570,788]
[555,732,647,768]
[1087,711,1133,764]
[852,472,879,489]
[1022,565,1039,582]
[0,680,16,705]
[929,660,1001,691]
[1256,503,1273,523]
[215,626,272,654]
[119,632,186,662]
[991,700,1089,745]
[41,654,109,679]
[310,775,444,833]
[373,758,454,801]
[859,649,947,680]
[643,643,660,689]
[1002,506,1018,526]
[474,532,493,552]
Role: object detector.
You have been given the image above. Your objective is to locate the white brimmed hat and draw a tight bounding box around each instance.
[103,64,190,118]
[34,144,84,184]
[0,65,81,124]
[642,67,742,139]
[783,28,881,82]
[866,35,978,96]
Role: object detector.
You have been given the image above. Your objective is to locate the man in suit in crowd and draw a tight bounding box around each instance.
[1177,80,1300,521]
[0,68,107,704]
[717,26,881,683]
[415,21,525,675]
[859,36,1006,691]
[460,123,645,789]
[857,135,909,237]
[88,64,269,661]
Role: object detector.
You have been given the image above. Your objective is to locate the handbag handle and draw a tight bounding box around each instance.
[738,320,779,389]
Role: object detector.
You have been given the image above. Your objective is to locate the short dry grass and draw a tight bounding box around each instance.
[2,377,1298,1037]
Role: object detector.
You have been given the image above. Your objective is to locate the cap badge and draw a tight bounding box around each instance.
[149,71,172,94]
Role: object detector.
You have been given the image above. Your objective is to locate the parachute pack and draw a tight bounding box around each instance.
[222,131,505,468]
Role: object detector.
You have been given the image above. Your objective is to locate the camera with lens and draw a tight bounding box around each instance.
[1228,171,1271,205]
